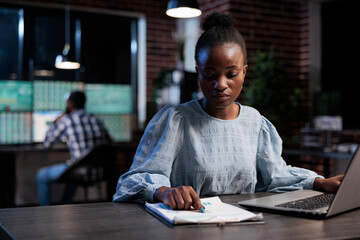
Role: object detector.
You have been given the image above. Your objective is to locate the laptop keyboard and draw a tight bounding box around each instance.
[275,193,335,210]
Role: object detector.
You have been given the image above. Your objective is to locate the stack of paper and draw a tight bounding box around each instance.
[145,196,263,225]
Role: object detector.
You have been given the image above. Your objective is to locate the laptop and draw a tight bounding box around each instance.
[238,147,360,218]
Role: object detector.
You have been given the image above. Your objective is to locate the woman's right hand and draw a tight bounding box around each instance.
[153,186,204,211]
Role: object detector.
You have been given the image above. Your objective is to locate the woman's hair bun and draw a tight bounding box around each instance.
[201,12,234,31]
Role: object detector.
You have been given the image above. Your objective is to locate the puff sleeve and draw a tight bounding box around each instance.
[255,116,323,192]
[113,105,184,203]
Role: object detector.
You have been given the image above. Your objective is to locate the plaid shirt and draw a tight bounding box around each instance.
[43,109,113,164]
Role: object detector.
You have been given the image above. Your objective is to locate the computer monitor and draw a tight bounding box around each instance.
[33,80,84,111]
[32,110,63,143]
[85,84,132,114]
[96,114,132,142]
[0,80,32,111]
[0,112,32,144]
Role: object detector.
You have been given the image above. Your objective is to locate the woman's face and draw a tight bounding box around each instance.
[196,43,247,116]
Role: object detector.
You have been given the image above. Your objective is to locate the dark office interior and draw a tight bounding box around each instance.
[0,0,359,239]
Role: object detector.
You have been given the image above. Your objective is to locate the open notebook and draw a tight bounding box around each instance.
[145,196,263,225]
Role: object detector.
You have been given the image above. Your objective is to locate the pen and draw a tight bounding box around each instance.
[200,206,206,213]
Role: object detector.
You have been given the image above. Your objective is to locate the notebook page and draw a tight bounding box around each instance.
[145,196,262,224]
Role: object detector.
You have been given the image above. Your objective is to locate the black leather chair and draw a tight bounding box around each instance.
[56,144,116,203]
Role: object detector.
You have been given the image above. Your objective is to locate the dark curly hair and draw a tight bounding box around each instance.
[195,12,247,65]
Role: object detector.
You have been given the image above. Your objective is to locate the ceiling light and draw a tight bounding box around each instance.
[55,1,80,70]
[166,0,202,18]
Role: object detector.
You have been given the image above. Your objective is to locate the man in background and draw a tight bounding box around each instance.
[36,91,113,206]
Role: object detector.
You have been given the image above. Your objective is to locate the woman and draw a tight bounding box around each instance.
[113,13,343,210]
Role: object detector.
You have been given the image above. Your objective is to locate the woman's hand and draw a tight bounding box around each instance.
[153,186,204,211]
[313,174,344,193]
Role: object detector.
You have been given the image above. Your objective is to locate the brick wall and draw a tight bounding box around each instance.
[233,0,311,144]
[199,0,231,14]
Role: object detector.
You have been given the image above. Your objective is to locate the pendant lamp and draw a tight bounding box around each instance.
[55,1,80,70]
[166,0,202,18]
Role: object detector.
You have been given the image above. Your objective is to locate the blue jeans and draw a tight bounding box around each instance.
[36,163,76,206]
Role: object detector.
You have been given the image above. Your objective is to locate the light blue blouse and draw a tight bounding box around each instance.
[113,100,322,203]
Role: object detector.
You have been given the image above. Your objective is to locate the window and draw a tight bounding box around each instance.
[0,4,147,143]
[0,8,23,80]
[21,6,137,84]
[310,0,358,129]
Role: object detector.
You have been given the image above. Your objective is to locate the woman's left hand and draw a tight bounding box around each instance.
[313,174,344,193]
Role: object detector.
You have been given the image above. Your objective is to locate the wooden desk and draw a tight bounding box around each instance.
[1,193,360,240]
[0,145,70,207]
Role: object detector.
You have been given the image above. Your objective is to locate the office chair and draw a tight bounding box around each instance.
[56,144,116,203]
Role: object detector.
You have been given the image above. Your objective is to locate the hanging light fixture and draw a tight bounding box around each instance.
[55,1,80,70]
[166,0,202,18]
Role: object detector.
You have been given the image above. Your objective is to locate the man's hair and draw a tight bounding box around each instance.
[195,12,247,65]
[68,91,86,109]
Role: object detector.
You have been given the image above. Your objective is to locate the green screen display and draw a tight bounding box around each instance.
[0,80,32,111]
[96,114,132,142]
[85,84,132,114]
[0,81,134,144]
[33,80,84,111]
[0,112,32,144]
